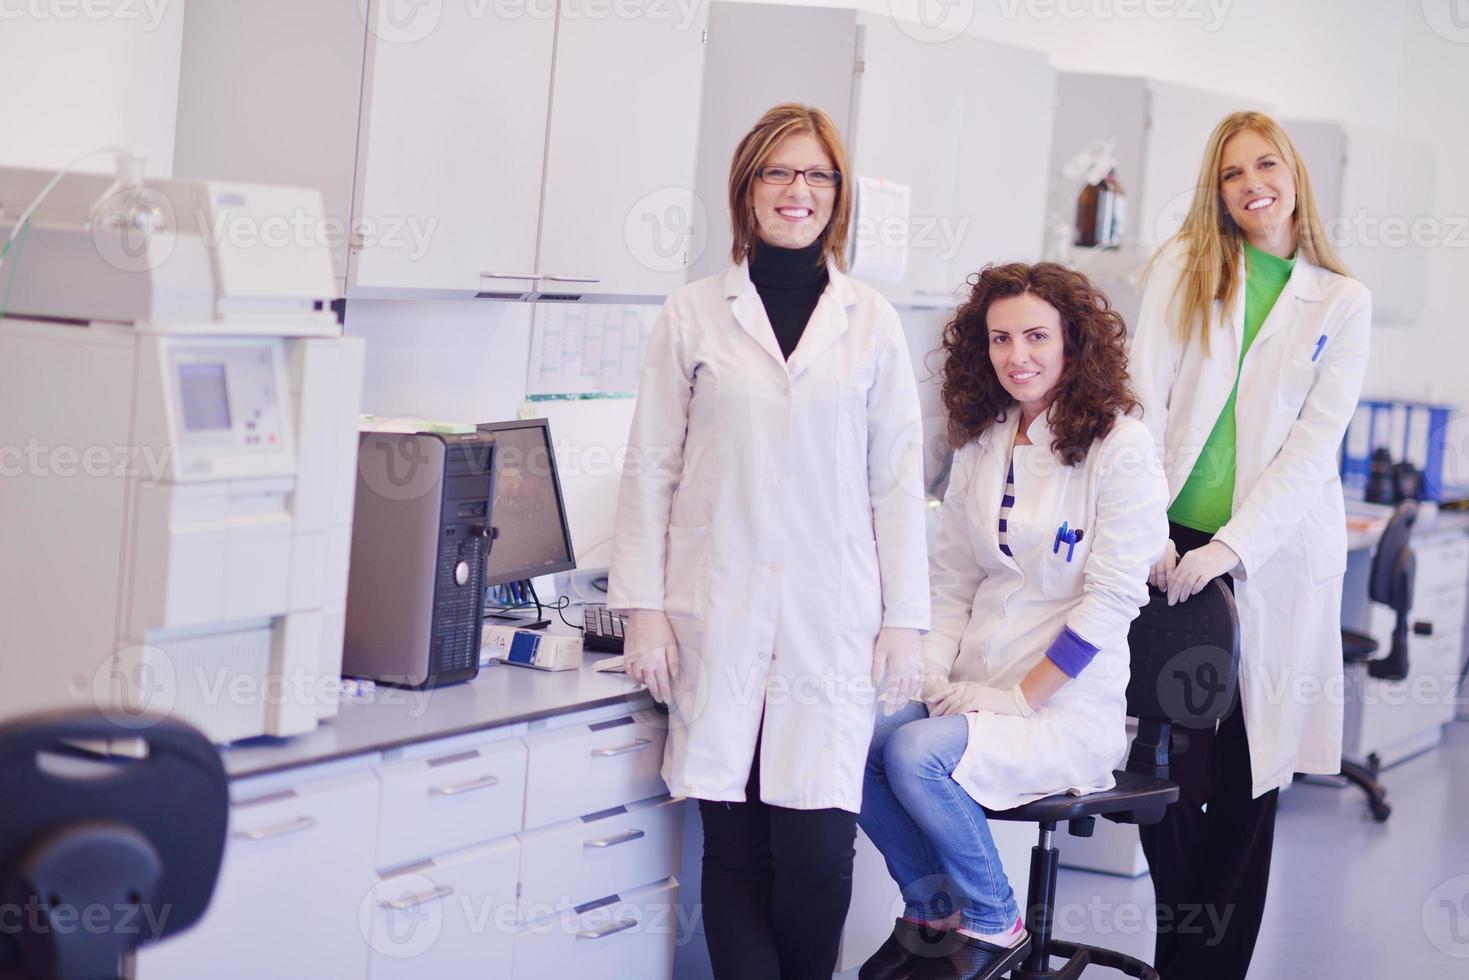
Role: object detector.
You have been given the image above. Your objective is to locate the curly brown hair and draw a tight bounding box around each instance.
[940,262,1138,466]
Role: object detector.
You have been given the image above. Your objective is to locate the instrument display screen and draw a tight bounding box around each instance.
[177,362,232,432]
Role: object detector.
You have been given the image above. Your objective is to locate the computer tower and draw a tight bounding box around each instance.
[343,430,495,688]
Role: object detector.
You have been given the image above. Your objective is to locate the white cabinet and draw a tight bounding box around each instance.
[374,731,528,869]
[1282,120,1435,325]
[849,16,1054,306]
[512,878,680,980]
[536,3,710,300]
[1344,530,1469,767]
[523,711,669,826]
[350,0,556,294]
[173,0,709,300]
[692,2,1054,306]
[135,761,382,980]
[365,837,520,979]
[1045,73,1271,329]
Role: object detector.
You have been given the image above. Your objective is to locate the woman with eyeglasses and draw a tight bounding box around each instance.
[1129,111,1370,980]
[608,103,930,979]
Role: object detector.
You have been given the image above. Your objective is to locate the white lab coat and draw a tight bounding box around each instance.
[607,259,931,813]
[926,410,1169,812]
[1129,241,1372,798]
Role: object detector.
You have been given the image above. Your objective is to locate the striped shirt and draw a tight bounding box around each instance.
[997,459,1016,557]
[996,452,1102,678]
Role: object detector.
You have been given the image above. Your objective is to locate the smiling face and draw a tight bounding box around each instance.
[1219,128,1299,256]
[987,292,1066,424]
[749,131,836,251]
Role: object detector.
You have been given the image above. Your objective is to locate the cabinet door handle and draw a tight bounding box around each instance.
[539,274,601,284]
[576,916,639,940]
[378,884,454,912]
[428,774,500,797]
[584,828,646,849]
[591,738,652,758]
[233,815,317,841]
[480,271,541,280]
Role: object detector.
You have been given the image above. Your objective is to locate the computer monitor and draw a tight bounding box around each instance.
[477,418,577,587]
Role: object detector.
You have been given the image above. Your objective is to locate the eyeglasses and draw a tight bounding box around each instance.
[756,166,841,188]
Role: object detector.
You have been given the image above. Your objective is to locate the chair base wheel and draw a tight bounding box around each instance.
[1009,939,1158,979]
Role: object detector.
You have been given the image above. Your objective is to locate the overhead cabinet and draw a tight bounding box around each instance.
[692,1,1055,306]
[173,0,709,301]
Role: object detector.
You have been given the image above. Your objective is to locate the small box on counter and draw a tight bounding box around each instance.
[482,626,584,671]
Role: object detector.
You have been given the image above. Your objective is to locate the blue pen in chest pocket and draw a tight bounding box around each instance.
[1053,522,1085,563]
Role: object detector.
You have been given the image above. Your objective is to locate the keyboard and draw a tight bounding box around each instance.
[582,604,626,653]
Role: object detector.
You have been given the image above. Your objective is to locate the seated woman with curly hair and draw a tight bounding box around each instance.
[858,263,1170,980]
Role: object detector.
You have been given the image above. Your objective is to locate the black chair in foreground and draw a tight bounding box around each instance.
[982,580,1241,979]
[1337,499,1420,822]
[0,711,228,980]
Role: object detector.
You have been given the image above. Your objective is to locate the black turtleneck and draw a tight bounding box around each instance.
[749,241,829,360]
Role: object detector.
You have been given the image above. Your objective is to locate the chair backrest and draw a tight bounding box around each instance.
[1121,580,1241,805]
[0,711,228,980]
[1126,579,1242,729]
[1369,500,1417,610]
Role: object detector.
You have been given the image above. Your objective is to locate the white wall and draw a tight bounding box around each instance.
[0,0,185,175]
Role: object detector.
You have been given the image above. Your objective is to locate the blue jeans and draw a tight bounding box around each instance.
[859,701,1019,933]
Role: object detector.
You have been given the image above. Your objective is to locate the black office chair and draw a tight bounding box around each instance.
[0,712,228,980]
[1337,499,1420,822]
[982,580,1241,979]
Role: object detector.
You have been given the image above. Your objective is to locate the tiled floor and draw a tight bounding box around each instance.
[1044,721,1469,978]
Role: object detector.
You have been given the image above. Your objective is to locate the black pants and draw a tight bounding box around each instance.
[698,739,859,980]
[1138,522,1280,980]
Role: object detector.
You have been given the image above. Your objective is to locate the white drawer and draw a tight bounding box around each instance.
[1413,586,1467,638]
[519,796,685,920]
[512,878,679,980]
[365,837,519,980]
[137,767,380,979]
[1415,534,1469,596]
[523,712,668,828]
[375,736,528,869]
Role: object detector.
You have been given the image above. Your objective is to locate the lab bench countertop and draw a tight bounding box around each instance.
[220,655,650,781]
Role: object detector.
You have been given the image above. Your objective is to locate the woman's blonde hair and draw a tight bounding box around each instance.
[1145,111,1348,354]
[727,103,852,269]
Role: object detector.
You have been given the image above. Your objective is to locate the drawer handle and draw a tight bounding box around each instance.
[576,916,639,941]
[378,884,454,912]
[233,815,316,842]
[584,828,646,849]
[480,271,541,280]
[428,774,501,797]
[591,738,653,758]
[540,274,601,284]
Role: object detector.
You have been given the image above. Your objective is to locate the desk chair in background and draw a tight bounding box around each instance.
[0,712,228,980]
[1338,499,1420,822]
[982,581,1241,980]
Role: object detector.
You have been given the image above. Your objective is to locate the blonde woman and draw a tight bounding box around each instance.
[608,104,929,979]
[1129,111,1370,979]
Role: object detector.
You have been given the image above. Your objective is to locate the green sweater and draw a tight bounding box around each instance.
[1169,242,1296,534]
